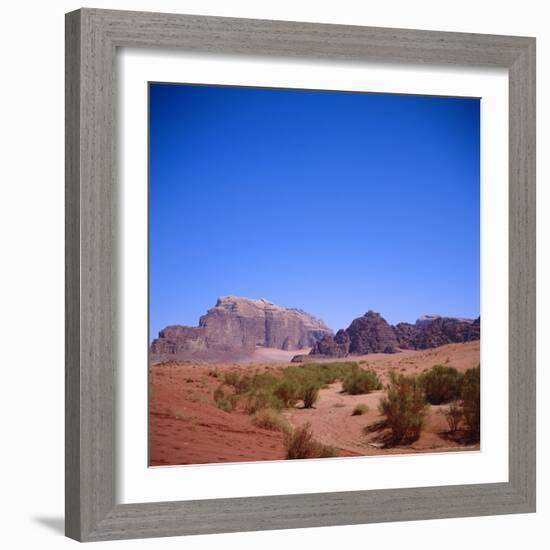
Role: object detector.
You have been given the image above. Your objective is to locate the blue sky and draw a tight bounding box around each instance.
[149,83,479,337]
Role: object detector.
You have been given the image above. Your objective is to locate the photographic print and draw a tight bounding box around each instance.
[148,83,481,467]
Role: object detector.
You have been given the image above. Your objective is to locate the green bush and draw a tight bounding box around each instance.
[213,385,237,412]
[246,372,279,393]
[244,389,284,414]
[461,365,480,441]
[302,383,320,408]
[276,363,360,409]
[284,422,338,459]
[379,372,428,444]
[352,403,369,416]
[274,377,301,407]
[286,362,359,388]
[223,362,362,415]
[223,370,242,388]
[421,365,463,404]
[444,401,463,432]
[285,423,318,459]
[251,409,291,434]
[342,368,382,395]
[222,370,259,395]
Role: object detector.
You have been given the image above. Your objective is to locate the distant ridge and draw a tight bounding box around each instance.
[151,297,480,362]
[150,296,333,362]
[310,311,480,357]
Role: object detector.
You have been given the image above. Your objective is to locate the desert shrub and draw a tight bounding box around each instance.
[421,365,463,404]
[284,423,338,459]
[224,362,361,415]
[317,444,338,458]
[379,372,429,444]
[244,372,279,393]
[301,383,320,408]
[325,361,360,380]
[274,378,301,407]
[283,367,320,392]
[222,370,257,395]
[444,401,463,432]
[275,367,325,408]
[314,361,358,385]
[284,423,318,459]
[244,389,284,414]
[342,368,382,395]
[223,370,241,388]
[352,403,369,416]
[252,409,291,434]
[213,385,237,412]
[288,362,359,388]
[461,365,480,441]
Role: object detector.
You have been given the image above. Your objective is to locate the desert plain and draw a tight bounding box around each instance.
[149,340,480,466]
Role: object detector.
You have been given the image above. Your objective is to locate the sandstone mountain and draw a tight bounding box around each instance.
[310,312,480,358]
[150,296,333,362]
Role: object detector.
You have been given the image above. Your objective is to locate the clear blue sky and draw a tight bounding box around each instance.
[149,83,479,338]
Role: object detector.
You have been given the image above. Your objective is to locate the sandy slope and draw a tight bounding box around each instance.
[244,347,310,363]
[149,363,286,465]
[283,383,478,457]
[149,341,480,466]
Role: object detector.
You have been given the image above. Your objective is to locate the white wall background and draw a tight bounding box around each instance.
[0,1,546,548]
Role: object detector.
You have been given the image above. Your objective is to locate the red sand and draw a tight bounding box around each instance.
[149,341,480,466]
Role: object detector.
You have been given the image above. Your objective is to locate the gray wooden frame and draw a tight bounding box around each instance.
[65,8,536,542]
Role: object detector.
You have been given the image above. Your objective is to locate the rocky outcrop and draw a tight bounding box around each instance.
[311,310,399,356]
[151,325,207,356]
[311,312,480,357]
[310,329,351,358]
[395,315,480,350]
[150,296,333,361]
[347,311,400,354]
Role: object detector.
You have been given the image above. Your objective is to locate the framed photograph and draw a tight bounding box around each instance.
[65,8,536,542]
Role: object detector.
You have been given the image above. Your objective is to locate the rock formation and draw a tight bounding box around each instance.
[395,315,480,350]
[310,329,351,358]
[311,312,480,357]
[347,310,400,354]
[150,296,333,361]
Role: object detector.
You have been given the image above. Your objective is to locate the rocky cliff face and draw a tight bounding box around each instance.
[311,312,480,357]
[150,296,333,361]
